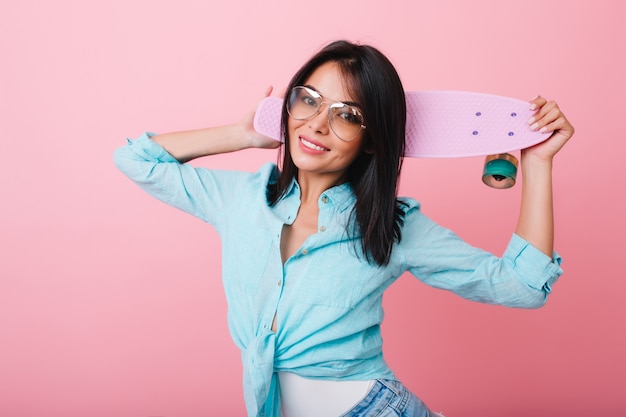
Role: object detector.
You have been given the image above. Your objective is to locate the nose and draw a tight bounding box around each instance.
[308,103,330,134]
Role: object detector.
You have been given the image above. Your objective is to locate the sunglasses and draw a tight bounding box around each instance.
[286,86,366,142]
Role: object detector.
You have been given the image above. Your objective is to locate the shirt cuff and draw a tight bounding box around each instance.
[504,233,563,293]
[125,132,179,163]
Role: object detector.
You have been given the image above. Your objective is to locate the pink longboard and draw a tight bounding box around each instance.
[253,91,551,187]
[253,90,550,157]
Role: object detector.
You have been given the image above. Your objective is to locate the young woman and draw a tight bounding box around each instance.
[114,40,574,417]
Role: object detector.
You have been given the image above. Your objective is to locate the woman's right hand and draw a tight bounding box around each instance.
[240,86,282,150]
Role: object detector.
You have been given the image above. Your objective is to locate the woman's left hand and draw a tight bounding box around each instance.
[522,96,575,162]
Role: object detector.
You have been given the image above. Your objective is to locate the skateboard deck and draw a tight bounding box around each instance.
[253,90,551,158]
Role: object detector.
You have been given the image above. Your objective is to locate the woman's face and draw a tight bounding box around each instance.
[287,61,366,185]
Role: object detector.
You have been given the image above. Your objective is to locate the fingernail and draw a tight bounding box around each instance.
[527,117,536,125]
[529,103,537,111]
[539,127,548,133]
[530,123,539,131]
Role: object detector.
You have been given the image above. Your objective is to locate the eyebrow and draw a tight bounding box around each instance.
[303,84,361,108]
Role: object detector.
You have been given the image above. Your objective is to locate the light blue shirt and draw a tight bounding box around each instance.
[114,133,563,417]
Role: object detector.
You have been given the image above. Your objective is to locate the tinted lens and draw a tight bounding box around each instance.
[329,104,365,141]
[287,86,320,120]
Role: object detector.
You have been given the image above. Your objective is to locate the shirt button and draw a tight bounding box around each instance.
[319,226,326,232]
[321,196,328,204]
[301,249,308,255]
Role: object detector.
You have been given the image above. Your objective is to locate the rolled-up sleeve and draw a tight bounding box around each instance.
[503,233,562,295]
[400,200,563,309]
[113,132,250,225]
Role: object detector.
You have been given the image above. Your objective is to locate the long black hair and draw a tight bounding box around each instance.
[268,40,408,266]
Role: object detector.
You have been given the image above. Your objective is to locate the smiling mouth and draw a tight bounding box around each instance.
[300,136,330,152]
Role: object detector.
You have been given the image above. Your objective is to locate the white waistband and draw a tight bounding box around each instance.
[278,372,375,417]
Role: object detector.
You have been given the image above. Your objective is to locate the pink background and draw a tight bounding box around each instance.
[1,0,624,416]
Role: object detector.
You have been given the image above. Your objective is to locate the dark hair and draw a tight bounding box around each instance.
[269,40,407,266]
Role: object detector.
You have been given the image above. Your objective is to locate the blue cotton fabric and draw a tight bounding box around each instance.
[114,132,563,417]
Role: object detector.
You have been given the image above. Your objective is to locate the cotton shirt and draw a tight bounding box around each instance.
[114,133,563,417]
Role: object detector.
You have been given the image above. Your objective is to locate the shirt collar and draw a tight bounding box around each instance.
[281,177,355,205]
[318,181,356,213]
[273,176,356,221]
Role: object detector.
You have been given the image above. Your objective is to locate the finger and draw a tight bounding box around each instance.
[534,100,558,119]
[544,117,574,138]
[529,94,547,111]
[536,115,566,135]
[263,85,273,98]
[528,100,559,129]
[534,106,562,131]
[532,108,574,139]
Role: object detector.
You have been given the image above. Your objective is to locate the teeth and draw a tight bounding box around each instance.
[301,137,328,151]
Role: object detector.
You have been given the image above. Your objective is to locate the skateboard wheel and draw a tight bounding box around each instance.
[482,153,518,189]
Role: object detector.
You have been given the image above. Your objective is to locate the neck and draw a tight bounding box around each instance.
[296,171,347,203]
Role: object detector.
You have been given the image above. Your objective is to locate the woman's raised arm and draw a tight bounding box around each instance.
[152,86,280,162]
[515,96,575,257]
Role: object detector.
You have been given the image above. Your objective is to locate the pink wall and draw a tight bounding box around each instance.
[1,0,623,416]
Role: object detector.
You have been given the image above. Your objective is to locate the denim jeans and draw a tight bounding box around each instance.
[341,379,442,417]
